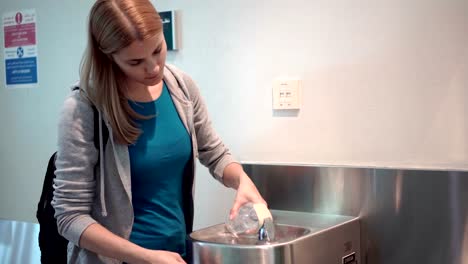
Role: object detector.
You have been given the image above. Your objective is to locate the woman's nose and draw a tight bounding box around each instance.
[145,59,159,74]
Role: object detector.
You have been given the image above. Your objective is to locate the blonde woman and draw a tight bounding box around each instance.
[52,0,266,263]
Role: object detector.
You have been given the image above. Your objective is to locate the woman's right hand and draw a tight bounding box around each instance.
[77,223,186,264]
[138,249,186,264]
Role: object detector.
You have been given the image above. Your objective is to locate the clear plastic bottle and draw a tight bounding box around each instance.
[225,202,259,236]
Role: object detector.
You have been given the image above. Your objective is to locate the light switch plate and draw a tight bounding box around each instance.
[272,79,302,110]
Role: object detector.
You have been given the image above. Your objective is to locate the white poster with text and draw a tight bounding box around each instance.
[3,9,38,89]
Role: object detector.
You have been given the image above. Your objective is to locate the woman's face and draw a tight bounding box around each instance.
[112,33,167,88]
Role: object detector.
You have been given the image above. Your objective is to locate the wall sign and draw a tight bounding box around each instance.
[159,10,178,51]
[3,9,38,89]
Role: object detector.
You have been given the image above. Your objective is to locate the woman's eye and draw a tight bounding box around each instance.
[129,60,142,66]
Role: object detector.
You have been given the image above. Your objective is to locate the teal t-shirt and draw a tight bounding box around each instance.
[128,83,192,256]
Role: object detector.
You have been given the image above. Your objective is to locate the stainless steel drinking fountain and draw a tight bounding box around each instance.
[189,210,360,264]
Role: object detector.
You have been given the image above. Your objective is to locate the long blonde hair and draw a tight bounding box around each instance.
[80,0,162,145]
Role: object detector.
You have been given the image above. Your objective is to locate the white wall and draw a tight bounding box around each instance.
[0,0,467,228]
[0,1,95,223]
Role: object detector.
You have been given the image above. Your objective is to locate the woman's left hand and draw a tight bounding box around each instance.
[229,172,267,220]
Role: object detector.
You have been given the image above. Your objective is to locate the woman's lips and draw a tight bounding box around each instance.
[145,75,159,80]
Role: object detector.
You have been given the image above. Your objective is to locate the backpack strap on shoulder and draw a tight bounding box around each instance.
[72,85,108,148]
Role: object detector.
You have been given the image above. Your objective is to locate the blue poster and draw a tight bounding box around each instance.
[5,57,37,85]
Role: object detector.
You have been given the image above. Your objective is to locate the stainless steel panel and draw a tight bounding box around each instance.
[0,219,40,264]
[244,165,371,216]
[367,169,468,264]
[243,164,468,264]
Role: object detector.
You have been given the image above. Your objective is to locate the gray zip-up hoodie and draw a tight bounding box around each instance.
[52,64,236,263]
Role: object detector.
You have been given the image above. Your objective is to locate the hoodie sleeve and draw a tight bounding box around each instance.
[52,90,99,246]
[181,72,238,183]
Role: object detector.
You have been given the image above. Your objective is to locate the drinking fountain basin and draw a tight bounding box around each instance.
[190,223,310,246]
[189,210,360,264]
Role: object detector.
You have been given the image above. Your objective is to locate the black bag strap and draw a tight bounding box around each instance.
[71,86,109,148]
[37,88,109,220]
[92,105,109,149]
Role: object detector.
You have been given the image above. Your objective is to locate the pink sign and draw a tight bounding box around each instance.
[4,23,36,48]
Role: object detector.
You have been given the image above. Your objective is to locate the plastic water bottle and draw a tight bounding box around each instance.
[225,203,260,236]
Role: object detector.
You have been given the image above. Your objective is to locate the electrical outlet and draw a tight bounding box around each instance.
[272,79,302,110]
